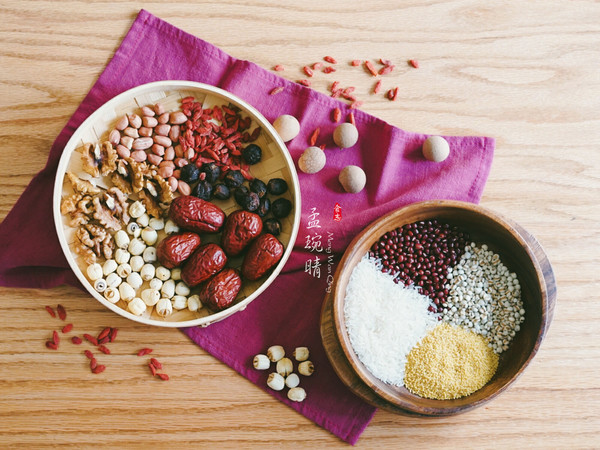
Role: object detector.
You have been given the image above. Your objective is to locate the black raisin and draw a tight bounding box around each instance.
[249,179,267,198]
[244,192,260,212]
[263,218,282,236]
[200,162,221,184]
[212,183,231,200]
[272,198,292,218]
[242,144,262,165]
[233,186,249,206]
[257,197,271,217]
[267,178,288,195]
[192,180,213,201]
[180,164,200,184]
[224,170,244,188]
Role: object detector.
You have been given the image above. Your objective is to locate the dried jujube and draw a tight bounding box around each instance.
[156,232,202,268]
[221,210,263,256]
[169,196,225,234]
[181,243,228,287]
[199,268,242,311]
[242,234,284,281]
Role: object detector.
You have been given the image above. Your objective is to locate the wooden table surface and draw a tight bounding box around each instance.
[1,1,599,448]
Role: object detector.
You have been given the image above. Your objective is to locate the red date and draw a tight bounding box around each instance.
[241,234,284,281]
[156,232,201,268]
[199,268,242,311]
[221,210,263,256]
[169,195,225,233]
[181,243,227,287]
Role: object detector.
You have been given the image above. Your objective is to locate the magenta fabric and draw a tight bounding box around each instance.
[0,10,494,445]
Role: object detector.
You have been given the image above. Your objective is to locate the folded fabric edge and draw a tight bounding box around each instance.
[180,326,376,445]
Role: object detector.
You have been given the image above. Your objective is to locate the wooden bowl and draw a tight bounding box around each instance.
[53,81,301,328]
[329,200,554,416]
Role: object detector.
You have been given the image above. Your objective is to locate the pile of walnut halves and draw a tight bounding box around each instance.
[60,141,174,264]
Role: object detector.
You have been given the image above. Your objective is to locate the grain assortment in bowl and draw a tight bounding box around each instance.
[54,81,300,328]
[329,201,552,415]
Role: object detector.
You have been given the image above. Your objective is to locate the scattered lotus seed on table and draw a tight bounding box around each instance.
[298,146,326,174]
[339,165,366,193]
[272,114,300,142]
[422,135,450,162]
[333,123,359,148]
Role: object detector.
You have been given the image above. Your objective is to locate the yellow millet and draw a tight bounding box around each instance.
[404,323,499,400]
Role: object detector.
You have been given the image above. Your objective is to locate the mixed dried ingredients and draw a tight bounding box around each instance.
[345,219,525,400]
[61,97,294,319]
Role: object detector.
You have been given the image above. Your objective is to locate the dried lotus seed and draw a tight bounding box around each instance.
[276,357,293,377]
[149,278,163,290]
[170,267,182,281]
[175,281,190,296]
[105,272,122,289]
[114,230,130,249]
[141,227,158,245]
[116,263,132,278]
[155,266,171,281]
[102,259,118,276]
[285,373,300,388]
[141,288,160,306]
[172,295,188,310]
[129,201,146,219]
[129,255,144,273]
[267,345,285,362]
[114,248,130,265]
[298,361,314,376]
[94,279,107,293]
[161,279,175,298]
[253,354,270,370]
[266,372,285,391]
[103,287,120,304]
[155,298,173,317]
[126,272,143,290]
[119,282,136,302]
[128,297,146,316]
[293,347,310,362]
[140,263,156,281]
[128,238,146,256]
[287,387,306,402]
[164,219,179,234]
[149,217,165,230]
[143,247,157,263]
[187,294,202,312]
[136,213,150,227]
[86,263,103,281]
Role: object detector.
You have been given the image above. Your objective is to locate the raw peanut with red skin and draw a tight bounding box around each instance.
[169,196,225,233]
[182,243,227,287]
[157,232,201,268]
[199,268,242,311]
[242,234,284,281]
[221,211,263,256]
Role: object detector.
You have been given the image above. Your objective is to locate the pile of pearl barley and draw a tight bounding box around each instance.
[442,243,525,354]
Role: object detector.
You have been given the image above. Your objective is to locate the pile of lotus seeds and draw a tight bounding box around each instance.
[272,113,450,194]
[253,345,314,402]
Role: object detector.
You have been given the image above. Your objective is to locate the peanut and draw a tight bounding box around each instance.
[164,146,175,161]
[154,135,172,148]
[169,125,180,142]
[155,124,171,136]
[174,158,188,168]
[120,136,134,149]
[123,127,139,138]
[157,112,169,124]
[116,145,131,159]
[157,165,174,179]
[167,177,178,192]
[109,129,121,146]
[138,126,153,137]
[169,111,187,125]
[142,116,158,128]
[141,106,155,117]
[151,144,165,156]
[154,103,165,115]
[131,150,147,162]
[127,113,142,128]
[147,154,163,166]
[177,180,191,195]
[132,137,153,150]
[115,115,129,131]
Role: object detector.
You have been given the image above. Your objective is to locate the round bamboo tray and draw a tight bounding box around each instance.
[53,81,301,328]
[324,200,555,416]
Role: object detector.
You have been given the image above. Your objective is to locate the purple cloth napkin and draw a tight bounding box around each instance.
[0,10,494,444]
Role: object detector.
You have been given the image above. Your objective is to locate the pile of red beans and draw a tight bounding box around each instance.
[368,219,469,313]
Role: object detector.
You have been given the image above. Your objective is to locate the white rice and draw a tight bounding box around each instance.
[344,256,439,386]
